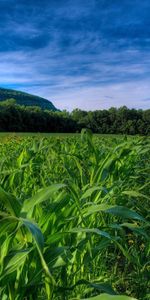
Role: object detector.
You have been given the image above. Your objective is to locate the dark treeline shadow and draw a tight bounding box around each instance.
[0,100,149,135]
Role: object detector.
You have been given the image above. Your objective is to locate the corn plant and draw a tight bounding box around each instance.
[0,131,149,300]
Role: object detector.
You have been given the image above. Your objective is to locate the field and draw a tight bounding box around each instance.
[0,132,125,138]
[0,130,149,300]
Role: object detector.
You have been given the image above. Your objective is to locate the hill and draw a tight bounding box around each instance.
[0,87,58,111]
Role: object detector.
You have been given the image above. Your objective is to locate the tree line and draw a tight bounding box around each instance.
[0,99,149,135]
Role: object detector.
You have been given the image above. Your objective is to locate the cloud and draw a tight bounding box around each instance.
[45,79,150,111]
[141,98,150,102]
[0,0,149,111]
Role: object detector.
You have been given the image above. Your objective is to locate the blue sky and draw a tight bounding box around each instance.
[0,0,150,111]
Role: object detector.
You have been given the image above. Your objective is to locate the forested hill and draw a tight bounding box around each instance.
[0,88,57,111]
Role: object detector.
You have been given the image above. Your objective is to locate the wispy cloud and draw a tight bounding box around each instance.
[0,0,149,110]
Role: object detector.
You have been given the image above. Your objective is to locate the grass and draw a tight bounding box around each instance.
[0,132,134,138]
[0,130,149,300]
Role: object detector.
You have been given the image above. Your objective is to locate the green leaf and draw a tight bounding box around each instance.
[81,187,102,200]
[0,187,21,217]
[21,184,65,216]
[21,218,44,252]
[105,206,145,222]
[122,190,150,201]
[83,204,145,222]
[0,236,12,272]
[72,293,137,300]
[21,218,56,287]
[2,250,30,277]
[69,228,112,240]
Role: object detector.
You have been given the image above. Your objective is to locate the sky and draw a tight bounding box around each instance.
[0,0,150,111]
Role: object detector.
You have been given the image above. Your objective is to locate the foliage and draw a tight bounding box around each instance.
[0,131,149,299]
[0,87,57,111]
[0,100,150,134]
[71,107,150,135]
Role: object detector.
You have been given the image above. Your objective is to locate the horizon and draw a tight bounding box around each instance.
[0,0,150,111]
[0,86,149,112]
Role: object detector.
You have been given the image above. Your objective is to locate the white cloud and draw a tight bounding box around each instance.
[24,79,150,111]
[0,45,149,111]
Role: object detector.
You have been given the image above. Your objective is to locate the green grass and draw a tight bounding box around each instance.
[0,132,122,137]
[0,131,141,141]
[0,130,149,300]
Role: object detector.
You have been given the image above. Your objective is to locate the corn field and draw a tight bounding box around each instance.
[0,130,149,300]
